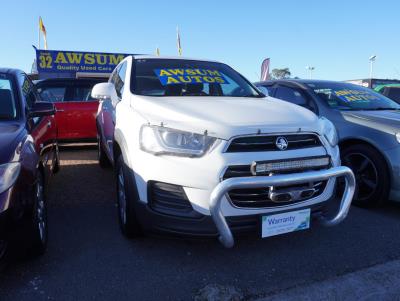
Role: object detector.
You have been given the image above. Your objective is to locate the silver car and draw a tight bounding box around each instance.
[255,79,400,207]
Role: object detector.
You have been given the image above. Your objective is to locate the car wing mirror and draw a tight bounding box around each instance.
[91,83,118,101]
[257,86,269,97]
[28,102,55,118]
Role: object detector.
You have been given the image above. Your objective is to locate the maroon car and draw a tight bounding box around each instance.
[0,68,59,263]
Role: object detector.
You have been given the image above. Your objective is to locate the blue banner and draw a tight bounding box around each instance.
[35,49,130,74]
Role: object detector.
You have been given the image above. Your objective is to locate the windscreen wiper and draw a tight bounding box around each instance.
[241,94,263,98]
[365,107,400,111]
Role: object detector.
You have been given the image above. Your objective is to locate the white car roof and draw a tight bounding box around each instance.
[131,54,221,64]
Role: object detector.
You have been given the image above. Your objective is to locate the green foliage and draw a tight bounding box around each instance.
[271,68,291,79]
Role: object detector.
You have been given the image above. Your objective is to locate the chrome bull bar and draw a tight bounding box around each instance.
[210,166,355,248]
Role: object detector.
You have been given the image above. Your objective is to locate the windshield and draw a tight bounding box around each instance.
[0,74,18,120]
[131,59,262,98]
[307,82,400,111]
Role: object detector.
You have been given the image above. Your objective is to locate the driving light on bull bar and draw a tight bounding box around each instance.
[140,125,217,157]
[251,156,331,175]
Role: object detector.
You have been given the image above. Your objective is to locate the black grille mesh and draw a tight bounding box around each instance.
[223,165,327,208]
[226,134,322,152]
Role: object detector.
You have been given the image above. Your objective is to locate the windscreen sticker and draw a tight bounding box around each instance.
[334,89,380,102]
[154,68,228,85]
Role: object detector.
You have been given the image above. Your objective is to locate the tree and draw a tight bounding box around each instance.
[271,68,291,79]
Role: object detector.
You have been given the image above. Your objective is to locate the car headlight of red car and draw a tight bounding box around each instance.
[0,162,21,194]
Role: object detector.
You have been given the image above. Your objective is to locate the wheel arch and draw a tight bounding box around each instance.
[113,128,132,169]
[339,137,392,182]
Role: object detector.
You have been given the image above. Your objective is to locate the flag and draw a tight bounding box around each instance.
[39,16,48,50]
[260,58,270,81]
[176,27,182,56]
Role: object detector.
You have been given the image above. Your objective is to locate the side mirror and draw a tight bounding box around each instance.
[257,86,269,97]
[91,83,118,101]
[28,102,55,118]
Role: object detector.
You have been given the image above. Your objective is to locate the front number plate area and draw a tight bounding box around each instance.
[261,208,311,238]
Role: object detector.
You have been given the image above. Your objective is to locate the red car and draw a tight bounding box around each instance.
[35,78,103,141]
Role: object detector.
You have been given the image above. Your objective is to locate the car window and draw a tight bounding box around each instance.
[109,66,120,86]
[38,82,100,102]
[275,86,308,106]
[307,82,400,111]
[67,86,96,101]
[114,62,127,98]
[131,59,262,98]
[385,87,400,102]
[21,75,36,109]
[0,74,17,120]
[38,87,66,102]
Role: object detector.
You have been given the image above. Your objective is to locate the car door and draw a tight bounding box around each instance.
[21,74,57,178]
[37,84,69,140]
[273,85,318,114]
[101,62,126,160]
[64,81,99,140]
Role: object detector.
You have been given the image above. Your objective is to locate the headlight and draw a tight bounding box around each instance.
[0,162,21,194]
[140,125,217,157]
[319,117,338,147]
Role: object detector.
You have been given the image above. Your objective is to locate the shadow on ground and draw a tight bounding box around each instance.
[1,149,400,300]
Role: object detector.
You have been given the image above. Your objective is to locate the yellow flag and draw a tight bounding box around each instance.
[39,17,48,50]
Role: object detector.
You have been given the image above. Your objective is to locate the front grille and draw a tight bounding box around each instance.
[223,164,328,208]
[226,134,322,152]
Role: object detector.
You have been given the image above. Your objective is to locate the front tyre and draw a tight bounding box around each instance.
[341,144,389,207]
[27,171,48,256]
[115,155,142,238]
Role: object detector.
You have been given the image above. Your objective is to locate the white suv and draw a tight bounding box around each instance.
[92,55,355,248]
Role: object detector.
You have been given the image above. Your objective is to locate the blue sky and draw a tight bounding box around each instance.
[1,0,399,81]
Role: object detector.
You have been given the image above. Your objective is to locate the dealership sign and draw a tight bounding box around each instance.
[35,49,130,74]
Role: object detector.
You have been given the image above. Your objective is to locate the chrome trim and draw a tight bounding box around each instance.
[224,178,331,210]
[222,131,322,153]
[209,166,355,248]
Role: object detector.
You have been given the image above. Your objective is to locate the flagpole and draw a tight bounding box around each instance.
[38,17,41,49]
[176,26,182,56]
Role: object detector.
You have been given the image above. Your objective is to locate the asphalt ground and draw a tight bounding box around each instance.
[1,147,400,300]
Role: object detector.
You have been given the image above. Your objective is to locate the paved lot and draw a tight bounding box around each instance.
[1,147,400,300]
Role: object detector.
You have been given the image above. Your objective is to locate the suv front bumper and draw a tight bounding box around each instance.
[210,166,355,248]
